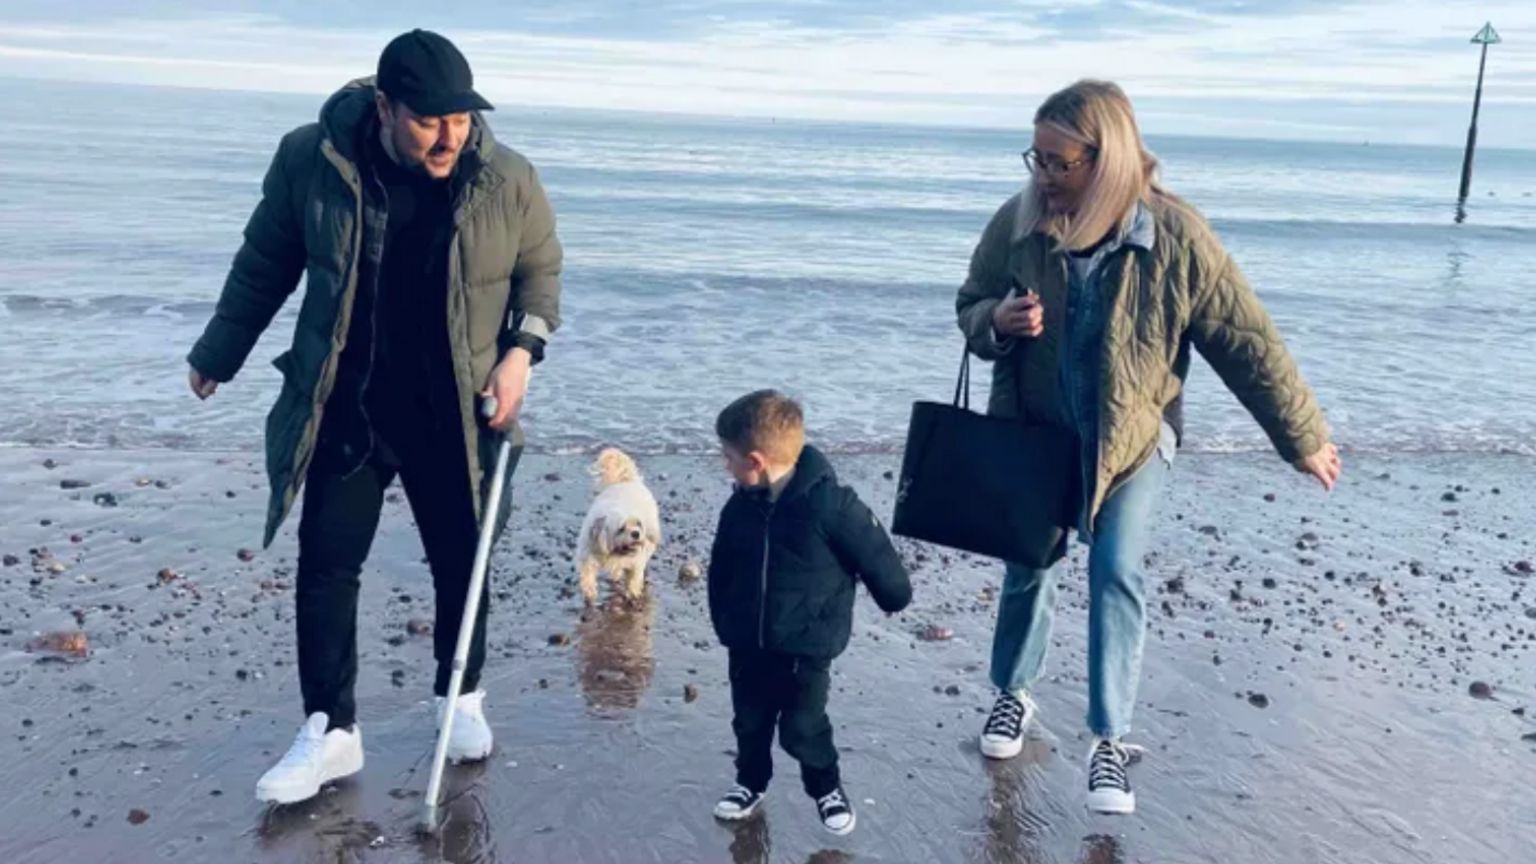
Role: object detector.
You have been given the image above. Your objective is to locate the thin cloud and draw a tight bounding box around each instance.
[0,2,1531,146]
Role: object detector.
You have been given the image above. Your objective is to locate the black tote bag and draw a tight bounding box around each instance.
[891,348,1079,568]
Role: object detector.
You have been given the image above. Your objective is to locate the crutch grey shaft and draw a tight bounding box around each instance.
[421,395,514,832]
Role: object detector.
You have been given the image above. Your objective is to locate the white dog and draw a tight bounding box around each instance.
[576,448,661,605]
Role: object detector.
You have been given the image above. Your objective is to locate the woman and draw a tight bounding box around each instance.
[954,80,1340,816]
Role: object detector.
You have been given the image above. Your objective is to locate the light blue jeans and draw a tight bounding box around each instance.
[988,454,1170,738]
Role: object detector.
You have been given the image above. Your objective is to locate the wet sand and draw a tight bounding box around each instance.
[1,447,1533,863]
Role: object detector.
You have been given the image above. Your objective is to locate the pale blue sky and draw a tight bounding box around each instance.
[1,1,1532,146]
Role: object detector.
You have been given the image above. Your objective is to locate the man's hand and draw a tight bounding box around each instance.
[1293,442,1342,492]
[992,290,1044,339]
[188,367,219,400]
[482,348,532,431]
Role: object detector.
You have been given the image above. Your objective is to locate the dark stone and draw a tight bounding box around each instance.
[684,684,700,703]
[1247,692,1270,709]
[127,809,150,826]
[1469,681,1494,700]
[60,479,91,490]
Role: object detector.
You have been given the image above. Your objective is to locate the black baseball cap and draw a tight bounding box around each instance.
[377,29,493,116]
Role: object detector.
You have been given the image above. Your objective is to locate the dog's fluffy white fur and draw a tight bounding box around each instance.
[576,448,661,605]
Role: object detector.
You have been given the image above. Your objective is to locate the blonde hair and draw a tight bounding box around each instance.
[715,390,805,466]
[1019,80,1162,252]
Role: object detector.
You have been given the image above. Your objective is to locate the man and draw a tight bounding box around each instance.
[186,29,562,805]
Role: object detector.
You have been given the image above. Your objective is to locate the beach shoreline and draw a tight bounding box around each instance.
[1,446,1533,863]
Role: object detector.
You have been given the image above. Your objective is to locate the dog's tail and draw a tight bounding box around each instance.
[592,447,641,486]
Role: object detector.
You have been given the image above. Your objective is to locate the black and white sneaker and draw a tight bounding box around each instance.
[713,783,767,821]
[979,690,1038,759]
[1085,737,1144,815]
[815,786,857,835]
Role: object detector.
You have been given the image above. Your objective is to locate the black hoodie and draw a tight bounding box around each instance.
[707,445,912,659]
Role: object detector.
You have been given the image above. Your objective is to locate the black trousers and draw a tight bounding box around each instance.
[295,415,518,730]
[729,649,840,798]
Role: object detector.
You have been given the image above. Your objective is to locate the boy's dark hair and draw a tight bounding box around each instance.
[716,390,806,466]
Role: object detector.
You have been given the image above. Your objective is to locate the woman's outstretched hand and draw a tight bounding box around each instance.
[1293,442,1342,491]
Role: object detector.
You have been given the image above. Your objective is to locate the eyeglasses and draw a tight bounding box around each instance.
[1022,148,1096,178]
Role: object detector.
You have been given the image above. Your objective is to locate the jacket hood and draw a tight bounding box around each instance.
[776,444,836,504]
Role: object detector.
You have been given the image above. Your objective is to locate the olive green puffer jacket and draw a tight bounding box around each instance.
[188,78,562,546]
[956,191,1328,524]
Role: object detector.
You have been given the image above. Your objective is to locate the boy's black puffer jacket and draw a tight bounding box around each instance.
[707,445,912,658]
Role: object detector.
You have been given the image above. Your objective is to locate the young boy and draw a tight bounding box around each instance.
[707,390,912,835]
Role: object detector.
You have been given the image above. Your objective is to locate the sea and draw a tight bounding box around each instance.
[2,76,1533,458]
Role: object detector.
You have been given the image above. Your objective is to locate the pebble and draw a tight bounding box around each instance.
[1247,692,1270,709]
[548,633,570,647]
[678,561,703,583]
[916,624,954,642]
[1164,577,1186,595]
[127,809,150,826]
[92,492,119,507]
[236,549,255,562]
[944,684,961,696]
[157,568,178,585]
[28,631,89,657]
[1262,577,1278,590]
[684,684,699,703]
[3,554,20,567]
[1514,561,1533,575]
[406,619,433,636]
[1468,681,1494,700]
[59,479,91,490]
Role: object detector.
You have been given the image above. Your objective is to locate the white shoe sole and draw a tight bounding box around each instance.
[1085,790,1135,815]
[447,741,494,764]
[823,809,857,836]
[979,734,1025,760]
[256,742,364,805]
[713,792,767,821]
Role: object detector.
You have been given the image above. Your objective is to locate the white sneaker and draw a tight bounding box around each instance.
[979,690,1038,759]
[1085,737,1145,815]
[435,689,494,763]
[255,713,364,804]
